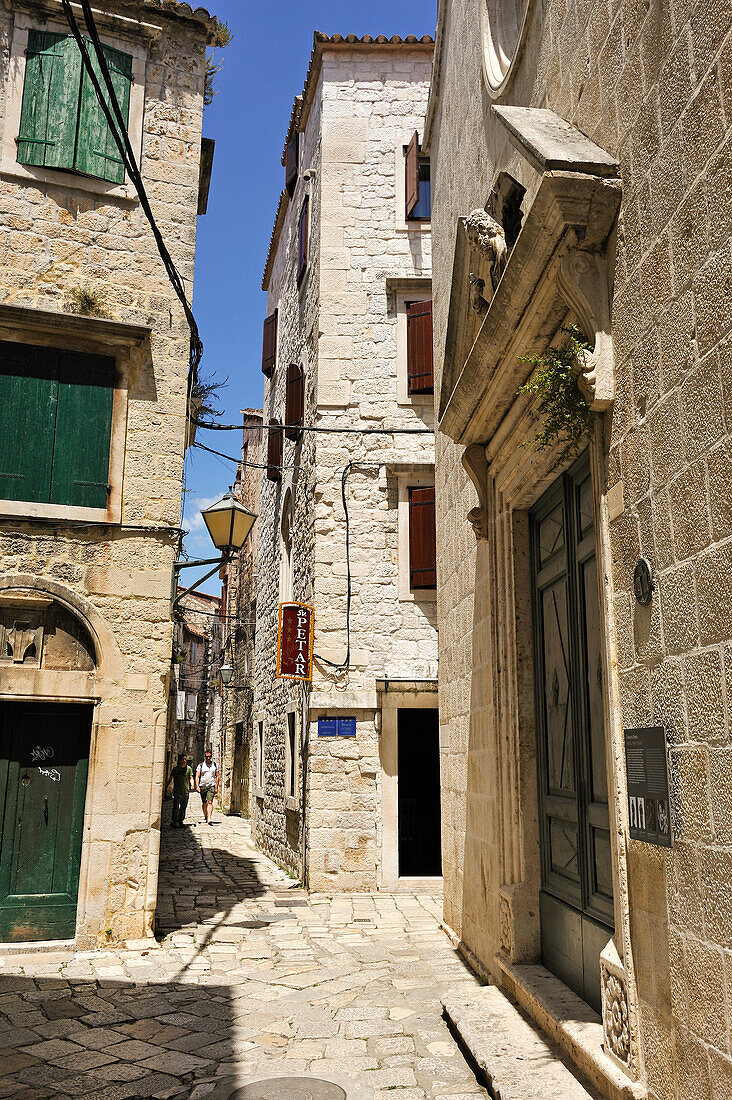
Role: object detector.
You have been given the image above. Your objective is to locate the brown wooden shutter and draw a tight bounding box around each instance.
[266,418,283,481]
[406,300,434,394]
[298,197,309,284]
[405,131,420,218]
[408,485,437,589]
[262,310,278,377]
[285,133,298,195]
[285,363,305,441]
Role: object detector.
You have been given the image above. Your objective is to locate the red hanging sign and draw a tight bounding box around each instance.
[277,602,315,681]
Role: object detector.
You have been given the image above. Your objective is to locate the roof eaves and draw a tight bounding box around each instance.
[139,0,219,40]
[261,189,290,292]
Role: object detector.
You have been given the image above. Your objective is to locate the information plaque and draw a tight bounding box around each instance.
[318,717,356,738]
[624,726,672,847]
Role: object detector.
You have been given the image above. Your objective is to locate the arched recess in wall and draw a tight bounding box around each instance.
[482,0,534,95]
[279,489,294,604]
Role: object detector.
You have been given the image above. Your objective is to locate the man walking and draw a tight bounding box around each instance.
[195,748,219,825]
[168,752,193,828]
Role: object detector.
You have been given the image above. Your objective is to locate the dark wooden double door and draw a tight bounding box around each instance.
[0,703,91,942]
[530,457,613,1012]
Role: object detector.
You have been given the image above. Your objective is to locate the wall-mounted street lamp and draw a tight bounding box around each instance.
[219,662,234,685]
[173,490,257,609]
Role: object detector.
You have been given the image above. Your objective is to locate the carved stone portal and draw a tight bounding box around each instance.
[461,444,490,541]
[465,209,507,298]
[557,248,615,409]
[499,892,513,958]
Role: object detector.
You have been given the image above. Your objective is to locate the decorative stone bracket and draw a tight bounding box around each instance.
[557,249,615,409]
[600,938,639,1080]
[462,444,490,541]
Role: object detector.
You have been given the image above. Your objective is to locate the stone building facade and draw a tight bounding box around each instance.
[219,410,263,816]
[426,1,732,1098]
[0,0,215,946]
[253,33,438,890]
[165,588,221,784]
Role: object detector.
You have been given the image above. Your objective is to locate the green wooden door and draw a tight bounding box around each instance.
[530,455,613,1013]
[0,703,92,943]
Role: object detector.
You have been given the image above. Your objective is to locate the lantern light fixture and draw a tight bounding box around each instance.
[201,491,257,554]
[220,662,234,685]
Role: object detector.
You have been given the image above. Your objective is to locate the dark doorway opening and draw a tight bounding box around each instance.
[0,701,92,942]
[397,707,441,877]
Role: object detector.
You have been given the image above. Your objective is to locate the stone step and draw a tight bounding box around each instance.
[443,985,602,1100]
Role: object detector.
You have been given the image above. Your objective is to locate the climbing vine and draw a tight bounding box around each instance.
[518,326,594,469]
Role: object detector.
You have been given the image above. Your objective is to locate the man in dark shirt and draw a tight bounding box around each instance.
[168,752,193,828]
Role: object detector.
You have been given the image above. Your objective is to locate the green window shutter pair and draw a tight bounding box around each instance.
[0,342,115,509]
[17,30,131,185]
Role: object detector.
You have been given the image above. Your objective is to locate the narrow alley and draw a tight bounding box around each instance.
[0,816,488,1100]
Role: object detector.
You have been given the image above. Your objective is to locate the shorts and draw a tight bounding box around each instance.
[200,787,215,803]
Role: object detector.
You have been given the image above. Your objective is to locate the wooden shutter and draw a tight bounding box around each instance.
[17,32,81,170]
[75,42,132,184]
[49,351,115,508]
[408,486,437,589]
[262,310,278,376]
[266,419,283,481]
[285,363,304,441]
[406,300,434,394]
[285,133,298,195]
[0,342,59,503]
[405,131,420,218]
[298,197,309,284]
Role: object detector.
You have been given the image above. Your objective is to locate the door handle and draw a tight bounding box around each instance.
[44,797,49,826]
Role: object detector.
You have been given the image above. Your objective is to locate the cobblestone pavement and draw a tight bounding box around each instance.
[0,813,487,1100]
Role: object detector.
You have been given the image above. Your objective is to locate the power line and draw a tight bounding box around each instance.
[195,420,434,436]
[194,439,306,471]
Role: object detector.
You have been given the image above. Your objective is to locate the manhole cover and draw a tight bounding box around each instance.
[232,1079,346,1100]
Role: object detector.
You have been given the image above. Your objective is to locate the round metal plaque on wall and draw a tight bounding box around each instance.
[231,1080,347,1100]
[482,0,533,95]
[633,558,654,606]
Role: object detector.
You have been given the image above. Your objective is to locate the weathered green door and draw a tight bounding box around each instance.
[530,455,613,1013]
[0,703,91,942]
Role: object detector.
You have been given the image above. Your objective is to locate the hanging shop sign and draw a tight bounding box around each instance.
[318,716,357,737]
[624,726,672,847]
[277,602,315,681]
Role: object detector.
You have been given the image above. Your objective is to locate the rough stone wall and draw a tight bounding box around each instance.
[0,0,208,944]
[430,0,732,1095]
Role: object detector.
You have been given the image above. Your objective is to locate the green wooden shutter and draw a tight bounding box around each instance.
[17,32,82,170]
[49,351,115,508]
[74,42,131,184]
[0,343,59,503]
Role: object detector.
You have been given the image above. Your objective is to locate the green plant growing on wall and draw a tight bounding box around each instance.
[204,20,232,106]
[67,283,107,317]
[518,326,594,469]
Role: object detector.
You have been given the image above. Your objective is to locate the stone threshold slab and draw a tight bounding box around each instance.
[443,984,603,1100]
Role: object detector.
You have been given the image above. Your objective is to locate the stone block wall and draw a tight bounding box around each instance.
[0,0,210,944]
[429,0,732,1094]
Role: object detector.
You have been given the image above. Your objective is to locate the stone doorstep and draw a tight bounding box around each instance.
[442,985,603,1100]
[0,938,76,956]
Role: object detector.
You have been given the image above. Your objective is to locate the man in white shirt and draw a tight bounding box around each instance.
[195,749,219,825]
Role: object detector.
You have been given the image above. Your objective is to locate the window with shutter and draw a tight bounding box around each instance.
[298,197,309,285]
[17,31,132,185]
[0,342,115,510]
[267,419,283,481]
[406,300,434,395]
[285,363,305,441]
[408,486,437,590]
[404,132,431,221]
[262,310,278,376]
[285,133,298,195]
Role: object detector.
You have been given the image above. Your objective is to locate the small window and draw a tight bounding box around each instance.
[285,363,305,440]
[280,493,293,603]
[18,31,132,185]
[287,712,297,799]
[267,419,283,481]
[408,485,437,590]
[258,721,264,788]
[298,197,309,285]
[190,641,199,663]
[0,341,114,509]
[404,132,431,221]
[285,132,298,196]
[406,300,434,395]
[262,310,278,377]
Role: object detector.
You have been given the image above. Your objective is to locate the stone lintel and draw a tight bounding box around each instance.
[0,304,151,351]
[492,106,620,178]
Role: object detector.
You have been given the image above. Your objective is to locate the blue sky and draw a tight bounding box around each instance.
[183,0,437,593]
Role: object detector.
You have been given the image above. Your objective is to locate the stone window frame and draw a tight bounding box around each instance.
[0,304,150,526]
[279,487,294,603]
[389,279,434,408]
[2,10,153,201]
[394,133,431,234]
[254,716,265,799]
[388,461,437,604]
[284,705,299,812]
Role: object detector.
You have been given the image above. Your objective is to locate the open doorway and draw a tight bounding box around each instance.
[397,707,441,877]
